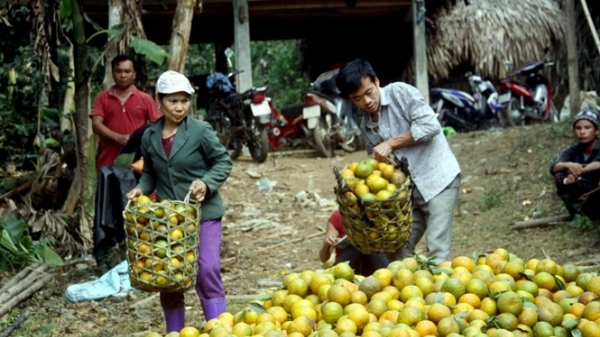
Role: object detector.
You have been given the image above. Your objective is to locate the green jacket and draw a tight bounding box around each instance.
[136,115,232,222]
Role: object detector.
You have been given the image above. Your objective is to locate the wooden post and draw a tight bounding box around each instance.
[579,0,600,57]
[413,0,429,103]
[103,0,122,90]
[565,0,580,116]
[232,0,253,92]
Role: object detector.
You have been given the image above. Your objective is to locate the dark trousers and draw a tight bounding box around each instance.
[559,188,600,221]
[335,245,389,276]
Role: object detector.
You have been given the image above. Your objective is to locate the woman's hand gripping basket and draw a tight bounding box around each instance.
[123,193,201,293]
[333,157,413,255]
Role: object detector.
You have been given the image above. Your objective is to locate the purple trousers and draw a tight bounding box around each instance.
[159,218,226,332]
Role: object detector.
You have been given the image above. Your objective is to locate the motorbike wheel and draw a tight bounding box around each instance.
[248,126,269,163]
[549,101,559,123]
[437,107,451,127]
[503,97,523,127]
[313,118,334,158]
[229,140,243,160]
[353,133,365,151]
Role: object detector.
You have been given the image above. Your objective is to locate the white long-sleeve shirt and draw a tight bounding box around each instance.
[361,82,461,202]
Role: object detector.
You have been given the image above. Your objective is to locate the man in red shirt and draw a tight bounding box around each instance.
[319,210,389,276]
[90,55,161,168]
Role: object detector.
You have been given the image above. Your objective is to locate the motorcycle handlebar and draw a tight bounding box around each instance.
[227,69,244,78]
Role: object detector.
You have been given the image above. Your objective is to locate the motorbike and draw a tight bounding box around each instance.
[204,70,272,163]
[301,69,363,157]
[497,60,558,126]
[430,73,503,131]
[266,103,314,152]
[266,69,363,157]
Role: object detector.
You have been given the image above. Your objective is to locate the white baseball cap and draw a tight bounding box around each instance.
[156,70,195,95]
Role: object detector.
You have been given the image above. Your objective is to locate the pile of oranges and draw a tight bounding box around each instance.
[149,248,600,337]
[124,194,199,290]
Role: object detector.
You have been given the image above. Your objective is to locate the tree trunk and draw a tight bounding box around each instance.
[103,0,123,90]
[61,45,74,133]
[565,0,580,116]
[71,0,93,247]
[167,0,196,72]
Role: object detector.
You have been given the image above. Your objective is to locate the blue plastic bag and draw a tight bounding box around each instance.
[64,260,132,302]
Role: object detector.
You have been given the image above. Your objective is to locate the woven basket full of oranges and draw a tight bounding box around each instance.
[333,156,413,255]
[123,192,201,293]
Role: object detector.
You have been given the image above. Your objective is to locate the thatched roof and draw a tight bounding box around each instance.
[411,0,565,81]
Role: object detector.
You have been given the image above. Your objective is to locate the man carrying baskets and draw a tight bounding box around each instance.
[126,70,232,333]
[336,59,461,266]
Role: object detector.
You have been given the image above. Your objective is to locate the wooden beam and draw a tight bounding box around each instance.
[233,0,253,92]
[565,0,580,116]
[413,0,429,103]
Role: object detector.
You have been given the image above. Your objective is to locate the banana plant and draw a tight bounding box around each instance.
[0,215,63,272]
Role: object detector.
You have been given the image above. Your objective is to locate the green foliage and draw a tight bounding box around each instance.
[480,191,502,211]
[0,215,63,272]
[250,40,309,108]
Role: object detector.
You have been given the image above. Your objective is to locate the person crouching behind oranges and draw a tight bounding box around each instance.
[126,70,232,333]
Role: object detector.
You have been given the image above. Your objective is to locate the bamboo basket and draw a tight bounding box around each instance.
[123,192,201,293]
[333,156,413,255]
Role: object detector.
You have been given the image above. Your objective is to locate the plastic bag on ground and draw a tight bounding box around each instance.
[63,260,132,302]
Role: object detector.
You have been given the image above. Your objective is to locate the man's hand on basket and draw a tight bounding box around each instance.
[190,179,207,202]
[372,141,393,162]
[126,188,143,200]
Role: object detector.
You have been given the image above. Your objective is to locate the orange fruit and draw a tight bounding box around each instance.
[441,278,465,299]
[397,306,425,327]
[180,326,201,337]
[414,320,437,337]
[485,253,505,269]
[266,306,288,324]
[328,284,352,307]
[355,161,375,179]
[427,303,451,324]
[537,301,563,326]
[459,293,481,309]
[535,259,558,275]
[381,165,395,181]
[348,308,370,330]
[533,272,556,291]
[335,318,358,335]
[452,256,476,272]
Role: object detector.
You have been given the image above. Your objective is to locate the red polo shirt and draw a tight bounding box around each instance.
[90,85,161,168]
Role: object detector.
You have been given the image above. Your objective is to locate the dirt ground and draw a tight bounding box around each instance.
[3,121,600,336]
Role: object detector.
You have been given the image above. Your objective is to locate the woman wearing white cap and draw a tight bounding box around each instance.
[126,70,232,332]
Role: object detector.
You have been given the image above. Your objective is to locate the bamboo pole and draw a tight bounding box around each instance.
[579,0,600,57]
[0,311,28,337]
[0,273,53,318]
[0,264,51,304]
[510,214,571,230]
[0,264,39,295]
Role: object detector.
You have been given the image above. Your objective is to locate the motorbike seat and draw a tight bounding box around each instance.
[306,90,336,104]
[509,79,531,91]
[280,103,304,117]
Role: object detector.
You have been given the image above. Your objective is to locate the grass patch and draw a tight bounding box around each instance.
[480,191,502,211]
